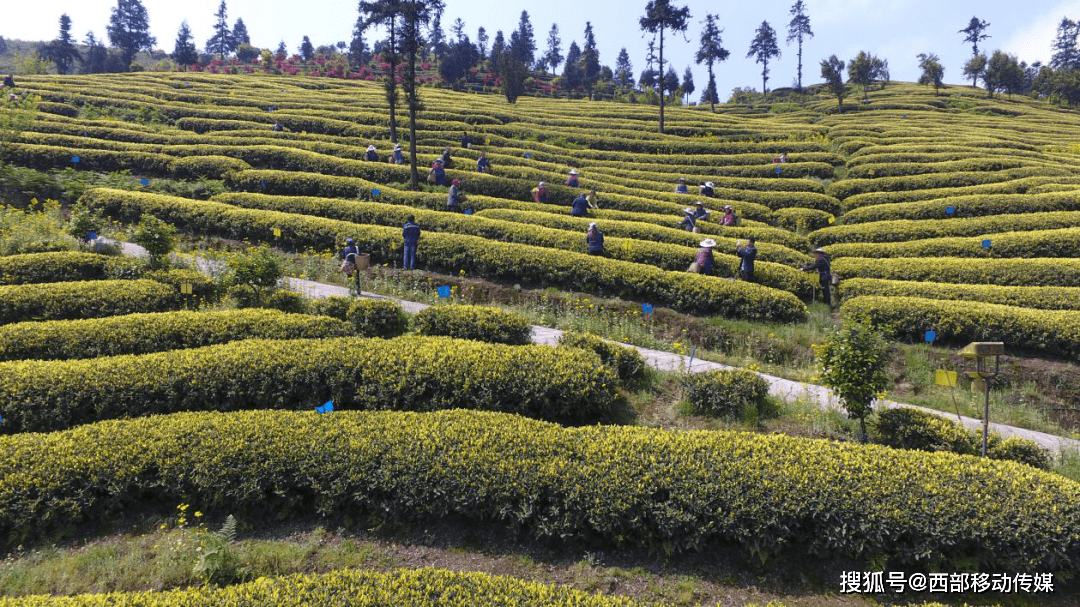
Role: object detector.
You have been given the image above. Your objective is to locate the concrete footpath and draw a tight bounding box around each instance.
[116,240,1080,456]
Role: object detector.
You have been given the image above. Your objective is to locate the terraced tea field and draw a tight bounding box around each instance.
[2,74,1080,604]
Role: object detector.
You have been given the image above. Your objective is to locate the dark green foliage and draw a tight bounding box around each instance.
[309,295,352,320]
[346,298,409,337]
[413,304,532,345]
[681,368,773,422]
[746,20,779,96]
[172,21,199,67]
[107,0,156,69]
[558,330,646,383]
[39,14,82,75]
[264,289,308,314]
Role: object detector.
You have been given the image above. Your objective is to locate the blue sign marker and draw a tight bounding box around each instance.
[140,178,149,186]
[982,239,992,249]
[371,188,381,197]
[86,230,97,241]
[925,330,937,343]
[437,285,451,298]
[945,206,956,216]
[464,209,474,215]
[775,166,782,176]
[72,156,80,163]
[260,179,267,187]
[642,303,653,315]
[523,152,532,159]
[316,400,334,414]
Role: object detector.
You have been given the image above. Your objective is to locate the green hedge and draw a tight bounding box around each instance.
[0,568,643,606]
[558,331,647,383]
[0,336,619,434]
[841,295,1080,359]
[0,252,143,285]
[871,408,1051,470]
[82,188,808,322]
[826,166,1063,199]
[347,298,410,338]
[0,279,183,325]
[844,157,1031,179]
[823,228,1080,260]
[773,208,833,233]
[2,409,1078,570]
[832,257,1080,287]
[414,304,533,345]
[840,191,1080,224]
[810,211,1080,245]
[841,278,1080,311]
[0,309,353,361]
[170,154,253,179]
[839,175,1070,210]
[681,369,773,421]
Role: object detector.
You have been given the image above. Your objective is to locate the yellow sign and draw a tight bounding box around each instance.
[273,227,282,238]
[934,369,958,387]
[180,283,193,295]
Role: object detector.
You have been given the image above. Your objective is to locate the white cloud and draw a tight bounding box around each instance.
[1000,1,1080,64]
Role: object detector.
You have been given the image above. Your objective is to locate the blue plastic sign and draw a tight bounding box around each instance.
[775,166,782,175]
[140,178,149,186]
[371,188,381,197]
[464,209,474,215]
[316,400,334,414]
[523,152,532,158]
[86,230,97,241]
[945,206,956,216]
[260,179,267,187]
[642,303,654,315]
[72,156,80,163]
[437,285,451,298]
[925,330,937,343]
[982,239,992,249]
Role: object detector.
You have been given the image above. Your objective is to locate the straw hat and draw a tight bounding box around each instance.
[568,169,579,175]
[700,239,717,248]
[367,144,376,151]
[677,177,686,182]
[538,181,546,187]
[696,201,705,206]
[705,181,715,187]
[723,204,733,211]
[588,222,598,229]
[394,144,401,151]
[683,208,695,215]
[813,247,826,254]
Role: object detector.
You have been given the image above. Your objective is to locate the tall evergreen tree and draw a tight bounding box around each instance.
[786,0,812,90]
[172,20,199,67]
[695,13,729,113]
[917,52,945,94]
[490,30,505,73]
[663,65,679,97]
[233,18,250,45]
[80,31,109,74]
[107,0,156,70]
[400,0,446,188]
[746,20,780,97]
[359,0,401,143]
[680,65,694,104]
[581,22,601,93]
[542,24,562,75]
[614,47,633,88]
[428,13,446,60]
[639,0,691,133]
[451,18,466,42]
[299,35,315,61]
[1050,17,1080,70]
[476,27,488,60]
[275,41,287,58]
[349,12,367,69]
[207,1,234,58]
[959,17,990,58]
[510,10,536,67]
[563,41,582,92]
[40,14,82,75]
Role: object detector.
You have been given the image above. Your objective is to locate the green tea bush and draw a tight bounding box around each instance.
[558,331,646,383]
[346,299,409,338]
[413,304,533,345]
[681,369,773,421]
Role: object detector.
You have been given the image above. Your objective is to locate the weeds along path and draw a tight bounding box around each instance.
[113,238,1080,457]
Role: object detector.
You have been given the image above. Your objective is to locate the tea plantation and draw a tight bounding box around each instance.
[1,73,1079,605]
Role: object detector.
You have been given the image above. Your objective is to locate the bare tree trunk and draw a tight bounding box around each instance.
[658,28,665,134]
[797,39,803,90]
[407,32,420,190]
[387,17,399,144]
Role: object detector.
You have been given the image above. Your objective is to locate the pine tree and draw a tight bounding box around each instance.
[106,0,156,69]
[233,18,250,45]
[510,10,536,67]
[1050,17,1080,71]
[40,14,82,75]
[490,30,505,73]
[746,20,780,97]
[359,0,401,143]
[563,41,582,92]
[680,66,694,104]
[695,13,729,112]
[639,0,691,133]
[299,35,314,61]
[206,1,234,58]
[614,47,633,88]
[429,13,446,60]
[400,0,446,188]
[172,20,199,67]
[477,27,488,60]
[542,24,562,75]
[350,13,367,69]
[581,22,601,93]
[959,17,990,58]
[80,31,109,74]
[786,0,812,90]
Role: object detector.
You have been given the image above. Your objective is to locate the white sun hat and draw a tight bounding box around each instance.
[700,238,717,248]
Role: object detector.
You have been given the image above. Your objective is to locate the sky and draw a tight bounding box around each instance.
[4,1,1080,98]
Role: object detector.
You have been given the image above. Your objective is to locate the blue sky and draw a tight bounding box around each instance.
[5,1,1079,97]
